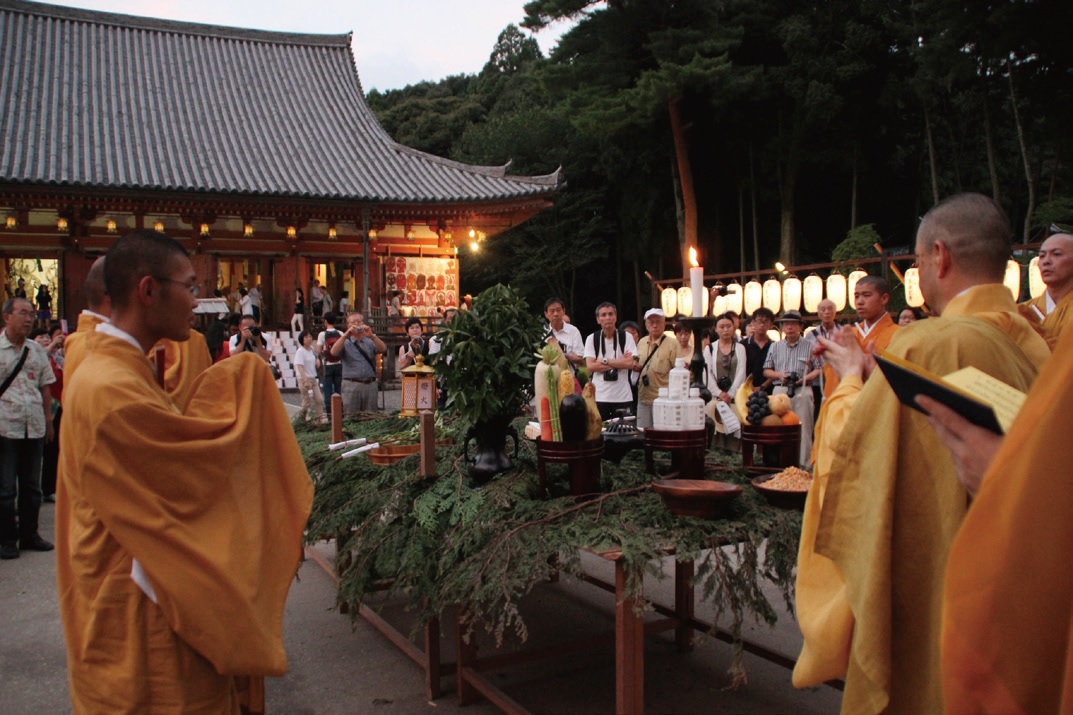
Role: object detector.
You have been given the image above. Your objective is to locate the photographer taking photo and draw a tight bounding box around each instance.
[329,311,386,414]
[228,315,271,363]
[397,316,427,372]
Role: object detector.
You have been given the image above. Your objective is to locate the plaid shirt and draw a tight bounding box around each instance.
[763,335,820,386]
[0,332,55,439]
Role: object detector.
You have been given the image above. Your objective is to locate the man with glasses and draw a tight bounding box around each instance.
[0,297,56,559]
[742,307,776,392]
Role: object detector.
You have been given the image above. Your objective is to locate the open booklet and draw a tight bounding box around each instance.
[874,349,1027,435]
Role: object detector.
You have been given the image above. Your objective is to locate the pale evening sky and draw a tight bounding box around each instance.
[43,0,572,92]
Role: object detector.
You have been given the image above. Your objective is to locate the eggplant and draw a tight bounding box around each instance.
[559,394,590,442]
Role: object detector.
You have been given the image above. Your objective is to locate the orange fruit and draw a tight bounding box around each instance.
[781,412,801,425]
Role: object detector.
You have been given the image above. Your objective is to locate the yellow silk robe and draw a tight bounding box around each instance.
[150,329,214,409]
[821,312,898,399]
[811,315,1038,715]
[1018,289,1073,350]
[57,334,313,714]
[942,325,1073,714]
[62,311,107,380]
[795,283,1052,691]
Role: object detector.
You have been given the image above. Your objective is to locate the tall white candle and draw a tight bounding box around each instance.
[690,266,703,317]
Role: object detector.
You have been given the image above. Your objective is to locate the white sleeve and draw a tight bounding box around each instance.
[730,343,747,396]
[582,334,595,360]
[624,332,638,355]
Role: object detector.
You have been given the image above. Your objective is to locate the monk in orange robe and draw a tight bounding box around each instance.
[1018,232,1073,350]
[150,328,214,409]
[820,275,898,400]
[797,194,1045,713]
[57,231,313,714]
[918,324,1073,714]
[63,256,110,380]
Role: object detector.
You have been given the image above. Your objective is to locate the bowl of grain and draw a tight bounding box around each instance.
[750,466,812,510]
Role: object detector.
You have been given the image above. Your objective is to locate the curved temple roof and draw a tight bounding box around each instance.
[0,0,562,204]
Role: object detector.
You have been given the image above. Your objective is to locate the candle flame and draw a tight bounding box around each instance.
[688,246,698,268]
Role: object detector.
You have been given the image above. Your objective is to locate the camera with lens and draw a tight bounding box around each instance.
[716,375,732,393]
[604,368,619,382]
[248,326,261,337]
[785,372,800,397]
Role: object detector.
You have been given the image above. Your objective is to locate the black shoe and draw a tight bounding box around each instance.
[20,534,53,552]
[43,494,55,503]
[0,543,18,559]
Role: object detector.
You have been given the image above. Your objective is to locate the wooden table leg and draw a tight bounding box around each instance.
[615,560,644,715]
[456,610,478,706]
[674,560,694,653]
[424,614,441,700]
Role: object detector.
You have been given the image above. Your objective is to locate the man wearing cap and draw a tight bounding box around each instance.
[632,308,677,429]
[763,310,820,465]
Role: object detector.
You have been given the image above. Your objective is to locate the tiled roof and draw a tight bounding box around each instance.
[0,0,562,204]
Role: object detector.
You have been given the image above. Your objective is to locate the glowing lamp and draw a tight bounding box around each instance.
[725,282,743,314]
[762,276,781,313]
[153,220,165,232]
[1028,256,1044,299]
[1004,259,1021,301]
[399,355,437,417]
[57,217,68,232]
[676,287,692,318]
[848,269,868,309]
[802,274,823,313]
[711,294,727,317]
[744,279,763,315]
[782,275,802,311]
[904,267,925,307]
[826,273,847,312]
[661,287,678,317]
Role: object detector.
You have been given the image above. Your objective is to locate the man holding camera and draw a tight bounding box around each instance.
[584,302,637,420]
[228,314,271,363]
[763,310,821,465]
[329,311,386,414]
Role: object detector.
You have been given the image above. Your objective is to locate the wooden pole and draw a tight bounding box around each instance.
[331,393,344,444]
[419,410,436,478]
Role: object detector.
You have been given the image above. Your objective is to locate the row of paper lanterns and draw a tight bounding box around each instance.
[664,258,1044,317]
[661,270,870,318]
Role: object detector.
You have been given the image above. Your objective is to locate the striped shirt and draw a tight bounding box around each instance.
[763,335,819,386]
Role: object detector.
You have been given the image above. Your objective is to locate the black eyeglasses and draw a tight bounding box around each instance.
[154,277,201,297]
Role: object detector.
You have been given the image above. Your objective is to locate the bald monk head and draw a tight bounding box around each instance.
[104,230,198,353]
[84,255,111,316]
[915,193,1012,315]
[1038,233,1073,303]
[853,276,891,324]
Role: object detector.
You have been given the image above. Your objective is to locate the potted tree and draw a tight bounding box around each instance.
[433,284,543,483]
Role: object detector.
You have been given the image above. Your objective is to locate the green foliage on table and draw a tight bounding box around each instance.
[431,284,544,429]
[300,415,802,680]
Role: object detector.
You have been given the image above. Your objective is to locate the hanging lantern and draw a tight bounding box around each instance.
[1003,259,1021,301]
[802,273,824,313]
[711,294,727,317]
[661,287,678,317]
[762,276,782,313]
[782,274,802,311]
[676,286,692,318]
[904,266,925,307]
[848,269,868,309]
[1028,256,1045,299]
[725,282,743,314]
[826,273,847,312]
[399,356,437,417]
[744,279,763,315]
[766,328,783,342]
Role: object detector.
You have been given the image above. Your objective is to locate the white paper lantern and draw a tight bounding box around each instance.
[766,328,782,342]
[762,277,782,313]
[711,294,727,317]
[782,275,802,311]
[903,266,925,308]
[676,287,692,318]
[661,287,678,317]
[725,282,743,314]
[802,274,824,313]
[699,285,710,317]
[1028,256,1045,299]
[848,269,868,310]
[826,273,847,312]
[744,279,763,315]
[1004,259,1021,302]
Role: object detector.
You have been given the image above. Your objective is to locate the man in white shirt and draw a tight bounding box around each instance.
[247,284,262,325]
[542,297,585,371]
[584,302,637,420]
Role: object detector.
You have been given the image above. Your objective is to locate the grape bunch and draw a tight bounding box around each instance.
[747,391,771,424]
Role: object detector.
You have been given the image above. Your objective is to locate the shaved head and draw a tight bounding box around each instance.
[84,256,109,313]
[105,230,189,310]
[918,193,1011,283]
[855,275,890,296]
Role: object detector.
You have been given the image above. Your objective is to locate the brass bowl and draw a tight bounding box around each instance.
[652,479,742,519]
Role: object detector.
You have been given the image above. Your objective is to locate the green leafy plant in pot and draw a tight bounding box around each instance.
[433,284,543,483]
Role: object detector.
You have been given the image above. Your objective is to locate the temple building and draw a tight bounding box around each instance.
[0,0,561,324]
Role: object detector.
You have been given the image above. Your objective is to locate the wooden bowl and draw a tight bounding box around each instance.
[750,473,809,510]
[652,479,742,519]
[367,440,451,466]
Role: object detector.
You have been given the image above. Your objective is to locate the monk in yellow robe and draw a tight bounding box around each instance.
[1018,232,1073,349]
[63,256,110,380]
[56,231,313,714]
[820,276,898,400]
[800,194,1044,713]
[150,328,214,409]
[917,326,1073,713]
